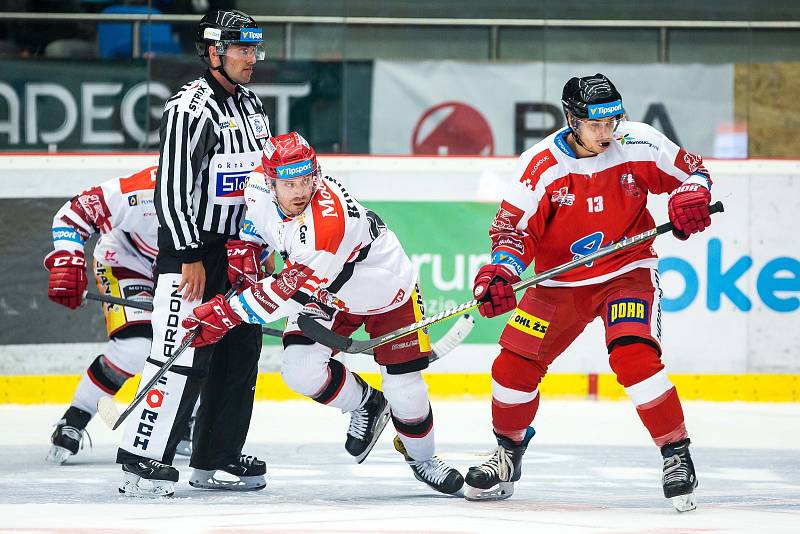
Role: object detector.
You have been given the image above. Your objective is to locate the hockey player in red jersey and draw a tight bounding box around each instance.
[44,167,163,463]
[181,132,465,495]
[464,74,711,512]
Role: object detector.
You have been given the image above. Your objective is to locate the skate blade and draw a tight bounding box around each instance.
[175,440,192,457]
[188,469,266,491]
[118,472,174,498]
[671,492,697,512]
[45,445,73,465]
[464,481,514,501]
[354,404,392,464]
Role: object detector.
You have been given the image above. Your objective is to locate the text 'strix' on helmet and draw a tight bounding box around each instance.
[195,10,265,63]
[561,73,624,120]
[262,132,320,181]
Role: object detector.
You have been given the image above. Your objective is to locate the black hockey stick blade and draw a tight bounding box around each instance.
[298,202,724,354]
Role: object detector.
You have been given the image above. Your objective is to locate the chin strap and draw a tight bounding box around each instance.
[211,62,239,88]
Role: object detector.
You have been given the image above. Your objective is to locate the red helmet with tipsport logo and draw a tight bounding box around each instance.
[261,132,320,181]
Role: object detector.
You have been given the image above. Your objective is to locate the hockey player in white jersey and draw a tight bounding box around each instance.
[44,167,162,463]
[181,131,464,495]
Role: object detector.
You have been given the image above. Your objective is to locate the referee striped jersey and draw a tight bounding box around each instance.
[155,70,271,261]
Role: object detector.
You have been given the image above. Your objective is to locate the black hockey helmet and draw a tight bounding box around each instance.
[195,9,265,64]
[561,73,624,121]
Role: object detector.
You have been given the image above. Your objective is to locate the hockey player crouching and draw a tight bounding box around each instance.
[44,166,192,463]
[465,74,710,512]
[181,132,465,495]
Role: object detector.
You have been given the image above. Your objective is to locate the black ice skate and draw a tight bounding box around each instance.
[189,454,266,491]
[345,374,390,463]
[464,427,535,501]
[393,435,464,495]
[175,416,194,458]
[119,459,179,497]
[46,406,92,465]
[661,438,698,512]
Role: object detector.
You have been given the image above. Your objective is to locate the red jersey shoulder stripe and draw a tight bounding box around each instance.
[311,182,346,254]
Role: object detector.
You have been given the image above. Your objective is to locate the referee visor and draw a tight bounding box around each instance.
[204,27,266,61]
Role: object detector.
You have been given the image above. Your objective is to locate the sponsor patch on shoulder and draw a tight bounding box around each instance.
[178,81,212,118]
[607,298,648,326]
[520,148,557,191]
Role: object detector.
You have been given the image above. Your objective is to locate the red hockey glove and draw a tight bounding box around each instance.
[668,184,712,240]
[226,240,265,291]
[44,250,88,309]
[473,264,520,318]
[181,294,243,347]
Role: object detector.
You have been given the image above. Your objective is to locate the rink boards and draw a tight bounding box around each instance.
[0,155,798,403]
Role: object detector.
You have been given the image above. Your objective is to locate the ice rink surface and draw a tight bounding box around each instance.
[1,399,798,533]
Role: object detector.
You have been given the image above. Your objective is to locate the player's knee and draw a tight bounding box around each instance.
[88,354,133,392]
[382,371,429,418]
[492,348,546,392]
[104,336,150,377]
[280,344,330,396]
[608,339,664,387]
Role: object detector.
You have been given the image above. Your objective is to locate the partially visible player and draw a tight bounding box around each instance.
[181,132,465,495]
[464,74,711,512]
[44,167,161,464]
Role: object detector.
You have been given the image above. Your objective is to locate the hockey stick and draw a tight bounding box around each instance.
[97,313,475,430]
[103,283,240,430]
[298,201,725,354]
[85,292,285,338]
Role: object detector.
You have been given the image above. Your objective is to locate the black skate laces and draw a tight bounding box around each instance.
[474,446,514,481]
[409,456,453,485]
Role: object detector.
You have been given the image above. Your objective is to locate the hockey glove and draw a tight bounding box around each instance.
[226,240,265,291]
[182,294,243,347]
[473,264,520,318]
[668,184,711,240]
[44,250,88,309]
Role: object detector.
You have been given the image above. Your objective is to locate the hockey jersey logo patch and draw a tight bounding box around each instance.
[490,201,524,233]
[620,173,642,197]
[608,298,649,326]
[551,186,575,206]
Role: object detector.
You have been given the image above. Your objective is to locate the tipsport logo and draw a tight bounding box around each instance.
[588,100,624,118]
[239,28,263,42]
[276,159,313,179]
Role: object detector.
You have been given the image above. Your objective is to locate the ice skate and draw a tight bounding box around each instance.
[345,374,390,463]
[189,454,266,491]
[464,427,535,501]
[662,438,698,512]
[46,407,92,465]
[393,435,464,495]
[119,459,179,497]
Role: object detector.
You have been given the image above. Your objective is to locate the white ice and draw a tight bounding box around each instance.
[1,400,798,533]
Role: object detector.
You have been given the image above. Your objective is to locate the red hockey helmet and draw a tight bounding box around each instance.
[261,132,320,181]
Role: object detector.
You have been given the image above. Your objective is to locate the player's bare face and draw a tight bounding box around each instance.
[574,117,621,154]
[223,44,258,84]
[274,176,314,217]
